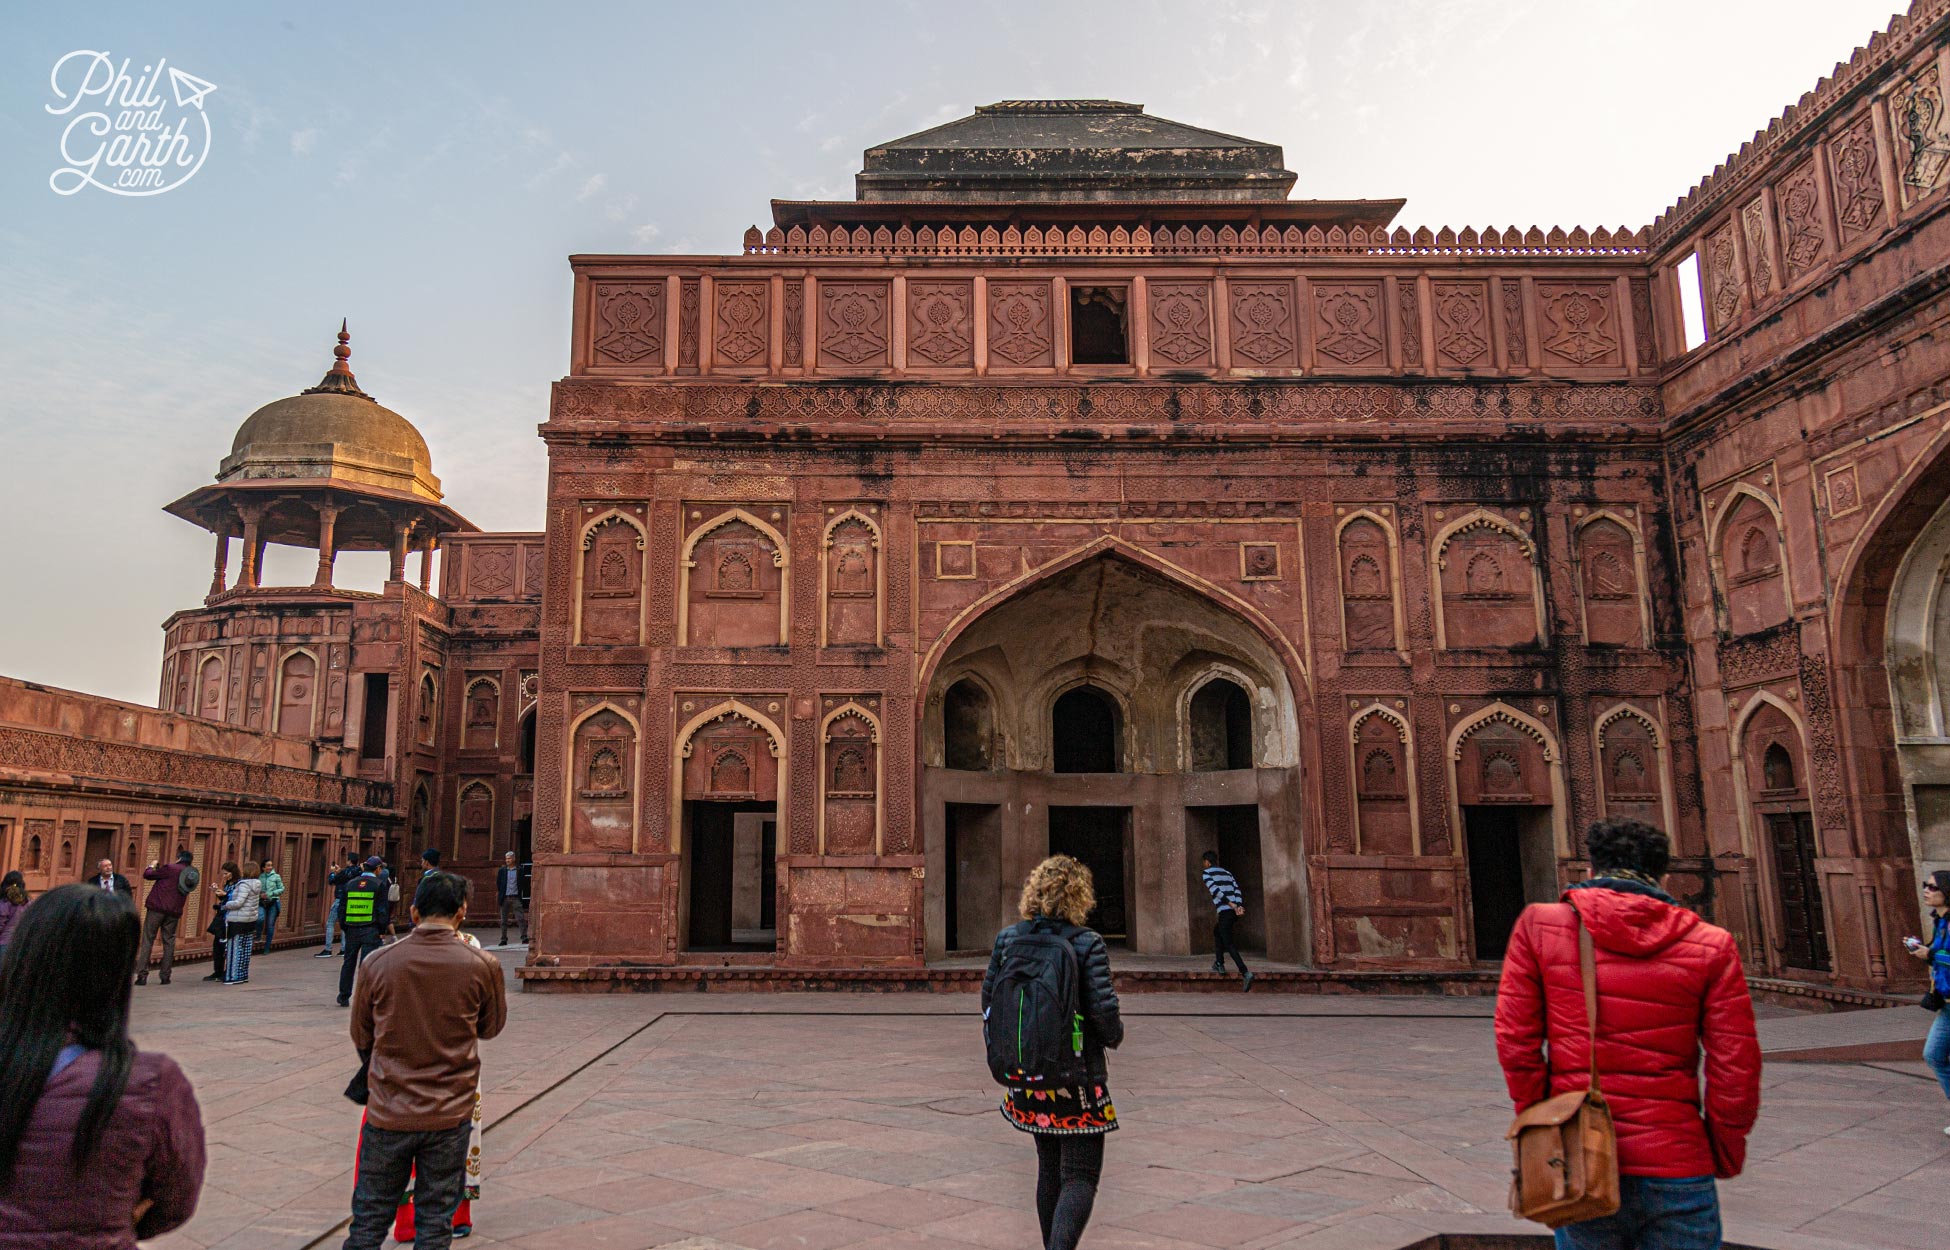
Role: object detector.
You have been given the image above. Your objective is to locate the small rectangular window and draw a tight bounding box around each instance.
[360,673,390,760]
[1070,285,1129,364]
[1676,252,1707,351]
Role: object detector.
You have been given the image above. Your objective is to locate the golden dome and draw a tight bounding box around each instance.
[220,324,442,501]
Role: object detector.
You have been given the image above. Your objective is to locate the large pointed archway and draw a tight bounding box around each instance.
[918,544,1310,963]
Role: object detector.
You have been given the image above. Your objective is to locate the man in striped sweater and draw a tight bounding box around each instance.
[1201,852,1254,990]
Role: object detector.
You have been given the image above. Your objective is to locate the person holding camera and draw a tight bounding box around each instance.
[1908,870,1950,1132]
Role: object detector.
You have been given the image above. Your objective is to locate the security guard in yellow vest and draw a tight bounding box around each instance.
[337,857,392,1006]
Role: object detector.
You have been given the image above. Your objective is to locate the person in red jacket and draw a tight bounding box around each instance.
[1495,817,1760,1250]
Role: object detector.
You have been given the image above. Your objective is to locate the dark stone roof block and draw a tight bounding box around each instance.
[858,100,1297,203]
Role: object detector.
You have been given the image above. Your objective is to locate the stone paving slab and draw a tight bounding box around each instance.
[127,946,1941,1250]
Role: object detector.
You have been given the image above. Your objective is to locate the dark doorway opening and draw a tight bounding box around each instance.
[517,708,538,774]
[685,800,776,951]
[1767,811,1830,972]
[1052,686,1121,773]
[1185,805,1266,954]
[945,802,1003,951]
[1465,806,1556,959]
[84,827,114,878]
[305,837,327,932]
[359,673,389,761]
[1190,679,1254,771]
[1048,806,1131,942]
[1070,286,1129,364]
[943,679,995,770]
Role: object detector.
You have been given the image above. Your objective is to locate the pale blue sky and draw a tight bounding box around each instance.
[0,1,1908,702]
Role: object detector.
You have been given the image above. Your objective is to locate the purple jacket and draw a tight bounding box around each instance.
[0,897,24,948]
[0,1050,205,1248]
[140,863,189,917]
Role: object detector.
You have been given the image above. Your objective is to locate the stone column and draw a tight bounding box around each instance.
[388,519,411,584]
[238,509,263,589]
[418,532,436,593]
[208,531,230,599]
[313,504,342,588]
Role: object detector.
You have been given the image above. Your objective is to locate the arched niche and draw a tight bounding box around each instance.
[1729,692,1830,973]
[1052,684,1124,774]
[821,510,882,647]
[575,511,648,646]
[416,673,437,746]
[1576,511,1650,647]
[274,648,319,738]
[1188,675,1254,771]
[457,780,493,863]
[820,701,882,854]
[1711,487,1791,636]
[566,702,641,853]
[669,700,786,853]
[1336,510,1404,653]
[1448,702,1568,959]
[516,706,538,774]
[679,509,789,648]
[1431,510,1546,650]
[1349,703,1419,855]
[941,675,997,771]
[463,676,500,751]
[197,653,226,721]
[1593,703,1674,836]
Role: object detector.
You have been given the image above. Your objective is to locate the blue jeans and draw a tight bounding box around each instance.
[324,902,342,951]
[1925,1009,1950,1100]
[258,898,282,947]
[1555,1175,1721,1250]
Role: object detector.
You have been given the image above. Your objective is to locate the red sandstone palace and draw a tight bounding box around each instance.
[7,5,1950,994]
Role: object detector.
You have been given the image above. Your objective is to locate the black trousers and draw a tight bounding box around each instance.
[344,1119,471,1250]
[339,925,383,1001]
[1213,909,1249,975]
[1033,1133,1105,1250]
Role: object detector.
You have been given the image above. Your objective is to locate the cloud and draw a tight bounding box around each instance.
[576,173,607,202]
[631,222,661,246]
[290,128,318,156]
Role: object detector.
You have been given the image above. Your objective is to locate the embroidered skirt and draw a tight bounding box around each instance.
[1001,1082,1118,1135]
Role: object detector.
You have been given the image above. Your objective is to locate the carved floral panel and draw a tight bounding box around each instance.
[1536,283,1621,368]
[906,280,974,367]
[1312,282,1384,367]
[987,281,1054,367]
[592,282,664,367]
[1148,282,1214,367]
[713,280,770,367]
[818,282,890,368]
[1227,281,1297,367]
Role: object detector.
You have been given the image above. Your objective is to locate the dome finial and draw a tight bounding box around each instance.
[303,319,373,400]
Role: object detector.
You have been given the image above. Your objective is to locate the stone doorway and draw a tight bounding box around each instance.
[683,800,777,951]
[1049,806,1131,942]
[1464,805,1556,959]
[1185,804,1266,955]
[943,802,1002,952]
[920,548,1309,962]
[1766,810,1830,972]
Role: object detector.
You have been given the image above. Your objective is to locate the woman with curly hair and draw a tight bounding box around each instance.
[983,855,1123,1250]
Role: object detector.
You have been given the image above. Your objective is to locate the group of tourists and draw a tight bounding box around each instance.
[0,817,1937,1249]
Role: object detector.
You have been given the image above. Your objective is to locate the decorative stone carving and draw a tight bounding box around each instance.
[1537,284,1621,367]
[592,283,664,366]
[570,707,636,853]
[1502,283,1528,369]
[714,280,770,366]
[1149,282,1214,367]
[907,280,974,367]
[1741,197,1773,299]
[1436,512,1539,649]
[1432,281,1490,369]
[818,282,891,367]
[1831,112,1886,244]
[824,514,879,645]
[1578,517,1643,647]
[578,514,646,645]
[1339,516,1398,651]
[782,280,804,366]
[1717,493,1790,636]
[1313,283,1384,366]
[1894,62,1950,205]
[988,281,1053,367]
[1705,223,1742,332]
[1229,281,1297,366]
[821,705,879,855]
[1776,159,1828,283]
[463,676,499,751]
[677,278,700,369]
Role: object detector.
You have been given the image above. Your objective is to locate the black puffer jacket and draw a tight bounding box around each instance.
[982,917,1124,1083]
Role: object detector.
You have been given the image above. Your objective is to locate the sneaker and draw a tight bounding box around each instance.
[336,996,349,1007]
[202,972,222,982]
[134,976,147,986]
[1210,963,1225,974]
[1241,970,1255,993]
[453,1227,472,1239]
[1943,1125,1950,1138]
[314,949,335,958]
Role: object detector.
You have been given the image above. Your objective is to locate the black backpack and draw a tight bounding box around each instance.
[984,919,1089,1089]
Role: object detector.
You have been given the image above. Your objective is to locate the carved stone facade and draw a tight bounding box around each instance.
[12,20,1950,994]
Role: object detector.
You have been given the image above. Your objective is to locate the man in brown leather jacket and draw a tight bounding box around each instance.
[344,871,505,1250]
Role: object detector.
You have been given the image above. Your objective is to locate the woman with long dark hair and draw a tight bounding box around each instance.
[983,855,1123,1250]
[0,883,205,1245]
[1910,869,1950,1134]
[202,862,239,982]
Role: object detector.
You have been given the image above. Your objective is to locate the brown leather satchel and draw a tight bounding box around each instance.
[1506,915,1620,1228]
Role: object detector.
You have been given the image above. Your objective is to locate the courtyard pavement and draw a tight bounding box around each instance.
[130,944,1941,1250]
